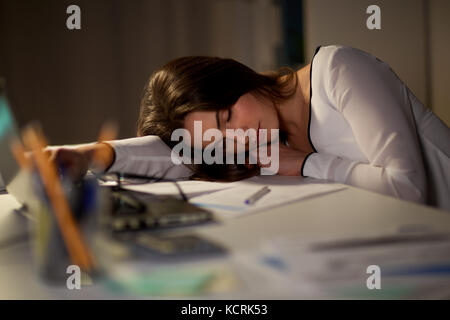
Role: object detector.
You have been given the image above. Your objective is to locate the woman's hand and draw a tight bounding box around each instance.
[45,143,114,181]
[256,144,309,176]
[46,147,90,181]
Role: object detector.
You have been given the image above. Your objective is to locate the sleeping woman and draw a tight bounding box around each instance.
[50,45,450,208]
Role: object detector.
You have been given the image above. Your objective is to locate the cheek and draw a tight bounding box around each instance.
[233,102,261,125]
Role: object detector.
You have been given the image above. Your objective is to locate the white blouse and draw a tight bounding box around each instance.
[302,45,426,203]
[106,45,428,204]
[106,135,193,180]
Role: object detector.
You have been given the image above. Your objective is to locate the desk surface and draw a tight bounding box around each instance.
[1,183,450,299]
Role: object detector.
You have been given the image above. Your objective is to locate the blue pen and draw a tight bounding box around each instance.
[245,186,271,205]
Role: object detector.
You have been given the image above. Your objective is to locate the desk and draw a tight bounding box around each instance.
[1,183,450,299]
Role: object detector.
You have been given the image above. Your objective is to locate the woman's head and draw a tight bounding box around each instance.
[137,56,298,181]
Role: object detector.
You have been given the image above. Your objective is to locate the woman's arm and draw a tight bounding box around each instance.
[48,135,193,180]
[103,136,192,179]
[303,47,426,203]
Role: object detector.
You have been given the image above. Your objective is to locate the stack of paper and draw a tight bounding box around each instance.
[244,232,450,299]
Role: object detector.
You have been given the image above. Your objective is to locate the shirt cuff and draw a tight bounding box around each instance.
[302,152,358,183]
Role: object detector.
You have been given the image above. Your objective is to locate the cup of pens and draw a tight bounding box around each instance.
[31,174,101,283]
[12,125,107,285]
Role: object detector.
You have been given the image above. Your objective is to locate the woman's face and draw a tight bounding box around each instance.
[184,92,279,148]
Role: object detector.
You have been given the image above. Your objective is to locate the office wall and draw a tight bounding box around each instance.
[0,0,281,144]
[1,0,447,145]
[303,0,427,106]
[303,0,450,126]
[429,0,450,126]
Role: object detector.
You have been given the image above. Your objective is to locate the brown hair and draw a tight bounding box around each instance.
[137,56,298,181]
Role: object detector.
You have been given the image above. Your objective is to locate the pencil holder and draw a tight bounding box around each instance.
[30,173,104,284]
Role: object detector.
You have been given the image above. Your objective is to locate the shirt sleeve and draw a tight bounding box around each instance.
[104,135,193,180]
[303,47,427,203]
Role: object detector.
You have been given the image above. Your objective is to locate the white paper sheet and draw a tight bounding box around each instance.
[123,180,234,199]
[190,176,346,220]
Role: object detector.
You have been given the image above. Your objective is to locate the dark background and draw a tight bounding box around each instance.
[1,0,448,145]
[0,0,212,144]
[0,0,297,144]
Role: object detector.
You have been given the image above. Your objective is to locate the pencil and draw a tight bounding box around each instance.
[22,125,95,272]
